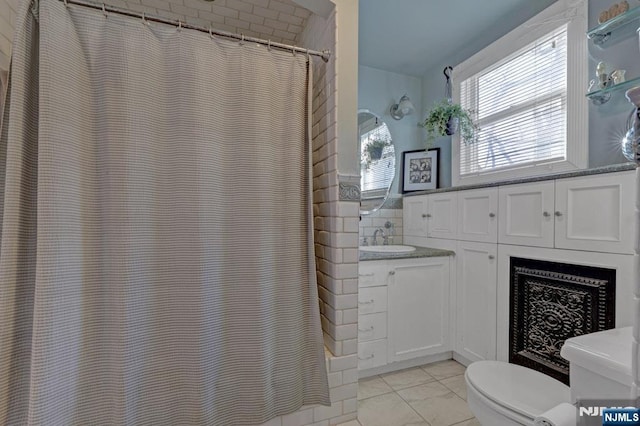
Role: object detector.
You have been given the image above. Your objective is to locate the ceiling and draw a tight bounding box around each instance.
[359,0,558,77]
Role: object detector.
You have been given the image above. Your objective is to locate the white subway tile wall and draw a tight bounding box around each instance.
[359,208,404,246]
[101,0,311,44]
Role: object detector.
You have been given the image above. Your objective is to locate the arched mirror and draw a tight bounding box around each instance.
[359,110,395,215]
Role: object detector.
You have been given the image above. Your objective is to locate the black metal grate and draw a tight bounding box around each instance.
[509,257,616,385]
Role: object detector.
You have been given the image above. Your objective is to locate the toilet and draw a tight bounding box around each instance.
[464,327,633,425]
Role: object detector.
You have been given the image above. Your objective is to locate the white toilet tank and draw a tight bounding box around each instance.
[560,327,633,401]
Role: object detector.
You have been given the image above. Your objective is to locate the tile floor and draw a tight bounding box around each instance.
[342,360,481,426]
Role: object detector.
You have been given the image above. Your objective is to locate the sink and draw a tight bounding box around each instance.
[359,245,416,253]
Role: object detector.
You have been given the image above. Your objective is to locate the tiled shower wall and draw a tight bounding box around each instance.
[0,0,18,69]
[359,204,403,246]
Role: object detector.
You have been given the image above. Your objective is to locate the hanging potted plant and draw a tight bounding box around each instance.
[421,99,478,145]
[363,138,391,168]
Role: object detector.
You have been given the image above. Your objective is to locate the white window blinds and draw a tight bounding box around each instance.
[459,25,568,177]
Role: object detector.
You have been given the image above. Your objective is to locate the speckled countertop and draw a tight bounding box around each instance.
[405,163,636,196]
[359,245,454,261]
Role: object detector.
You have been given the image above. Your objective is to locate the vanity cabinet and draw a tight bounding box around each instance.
[455,240,497,363]
[358,257,451,373]
[387,257,451,362]
[457,188,498,243]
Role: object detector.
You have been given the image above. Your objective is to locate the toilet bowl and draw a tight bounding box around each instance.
[465,361,570,426]
[464,327,633,426]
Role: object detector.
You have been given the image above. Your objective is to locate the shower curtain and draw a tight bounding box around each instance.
[0,0,329,424]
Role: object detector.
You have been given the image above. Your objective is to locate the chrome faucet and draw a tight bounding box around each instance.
[372,228,387,246]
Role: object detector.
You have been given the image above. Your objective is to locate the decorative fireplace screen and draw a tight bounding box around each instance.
[509,257,615,385]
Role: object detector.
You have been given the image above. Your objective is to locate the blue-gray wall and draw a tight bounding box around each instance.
[358,65,422,195]
[418,0,636,188]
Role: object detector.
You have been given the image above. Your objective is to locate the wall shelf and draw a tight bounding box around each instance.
[586,75,640,105]
[587,6,640,46]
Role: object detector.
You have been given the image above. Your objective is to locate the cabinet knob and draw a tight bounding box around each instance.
[488,255,495,260]
[389,270,395,276]
[489,212,496,218]
[543,211,551,218]
[555,211,563,217]
[421,213,428,218]
[426,214,432,218]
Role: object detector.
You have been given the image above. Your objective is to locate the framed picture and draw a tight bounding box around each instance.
[401,148,440,192]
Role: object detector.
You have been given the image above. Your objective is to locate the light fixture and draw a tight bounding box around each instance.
[390,95,415,120]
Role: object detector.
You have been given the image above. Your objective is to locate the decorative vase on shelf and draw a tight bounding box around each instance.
[623,86,640,163]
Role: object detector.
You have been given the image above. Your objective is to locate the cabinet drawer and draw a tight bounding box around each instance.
[359,263,392,288]
[358,312,387,342]
[358,286,387,315]
[358,339,387,370]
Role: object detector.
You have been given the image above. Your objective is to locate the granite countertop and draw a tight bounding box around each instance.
[404,163,636,197]
[359,245,454,261]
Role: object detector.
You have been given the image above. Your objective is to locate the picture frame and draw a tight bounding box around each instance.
[401,148,440,193]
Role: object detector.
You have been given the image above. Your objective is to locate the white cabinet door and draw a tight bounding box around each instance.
[554,171,635,254]
[455,241,497,362]
[403,195,428,237]
[457,188,498,243]
[498,181,555,248]
[387,258,451,362]
[428,192,458,239]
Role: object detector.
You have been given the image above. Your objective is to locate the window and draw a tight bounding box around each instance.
[452,0,587,185]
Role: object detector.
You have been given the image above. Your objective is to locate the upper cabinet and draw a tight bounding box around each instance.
[554,171,635,254]
[498,181,555,248]
[457,188,498,243]
[403,195,428,238]
[497,171,635,254]
[427,193,458,240]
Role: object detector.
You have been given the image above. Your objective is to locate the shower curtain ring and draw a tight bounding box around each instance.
[239,34,245,45]
[267,40,271,51]
[102,3,107,17]
[63,0,68,7]
[141,12,146,24]
[209,26,214,39]
[177,20,182,31]
[292,46,297,56]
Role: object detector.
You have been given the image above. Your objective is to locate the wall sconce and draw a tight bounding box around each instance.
[390,95,415,120]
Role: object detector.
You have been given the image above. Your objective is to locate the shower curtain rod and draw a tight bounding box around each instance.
[55,0,332,62]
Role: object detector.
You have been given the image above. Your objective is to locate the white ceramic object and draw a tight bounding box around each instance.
[465,361,570,425]
[359,245,416,253]
[465,328,633,425]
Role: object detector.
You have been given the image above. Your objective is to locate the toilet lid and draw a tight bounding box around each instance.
[466,361,571,419]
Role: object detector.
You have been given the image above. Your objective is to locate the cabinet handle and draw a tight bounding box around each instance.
[555,211,563,217]
[426,214,432,218]
[421,213,428,218]
[358,299,374,305]
[543,211,551,218]
[358,326,374,333]
[488,255,495,260]
[389,271,395,276]
[358,354,375,360]
[359,273,374,278]
[489,212,496,218]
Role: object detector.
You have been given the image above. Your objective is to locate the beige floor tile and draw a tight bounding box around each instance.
[440,374,467,400]
[452,418,481,426]
[358,376,394,400]
[380,367,436,390]
[396,381,451,403]
[421,360,466,380]
[357,392,425,426]
[408,392,474,426]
